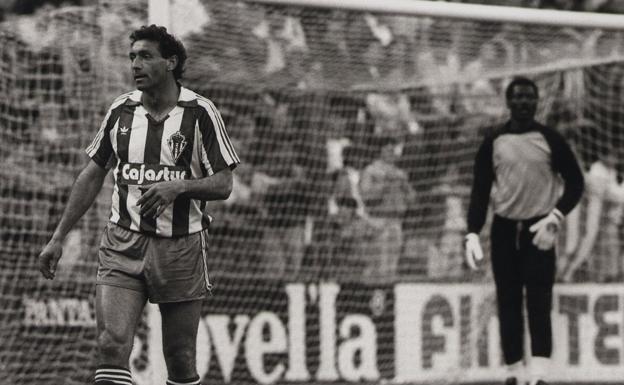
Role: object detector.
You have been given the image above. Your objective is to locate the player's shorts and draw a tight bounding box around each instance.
[96,222,212,303]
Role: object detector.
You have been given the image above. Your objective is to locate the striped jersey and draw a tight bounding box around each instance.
[86,87,240,237]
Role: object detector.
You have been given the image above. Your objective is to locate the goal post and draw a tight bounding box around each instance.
[248,0,624,29]
[148,0,172,30]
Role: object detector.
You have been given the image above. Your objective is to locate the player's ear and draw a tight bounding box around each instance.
[166,55,178,72]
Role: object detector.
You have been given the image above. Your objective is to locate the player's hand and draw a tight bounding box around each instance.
[464,233,484,270]
[38,241,63,280]
[529,209,563,251]
[137,180,185,218]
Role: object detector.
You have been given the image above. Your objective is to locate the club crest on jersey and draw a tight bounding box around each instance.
[168,131,187,163]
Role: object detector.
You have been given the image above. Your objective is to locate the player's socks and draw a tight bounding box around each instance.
[504,360,523,384]
[166,375,201,385]
[528,356,551,385]
[94,365,133,385]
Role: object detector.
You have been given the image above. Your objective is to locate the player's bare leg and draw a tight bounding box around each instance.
[160,299,203,385]
[95,284,147,384]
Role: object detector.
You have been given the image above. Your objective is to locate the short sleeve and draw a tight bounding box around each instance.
[86,104,117,168]
[197,100,240,176]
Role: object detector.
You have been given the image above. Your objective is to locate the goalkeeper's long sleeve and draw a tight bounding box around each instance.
[540,127,585,216]
[466,133,495,234]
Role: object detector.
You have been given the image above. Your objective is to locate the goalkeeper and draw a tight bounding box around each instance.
[464,77,583,385]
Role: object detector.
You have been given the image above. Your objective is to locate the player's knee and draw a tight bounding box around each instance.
[97,329,133,363]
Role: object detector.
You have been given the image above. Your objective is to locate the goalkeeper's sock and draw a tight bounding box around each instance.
[505,360,524,384]
[166,375,201,385]
[94,365,132,385]
[528,356,551,385]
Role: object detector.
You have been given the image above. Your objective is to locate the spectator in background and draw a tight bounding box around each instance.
[204,113,264,274]
[328,143,368,217]
[318,10,351,82]
[365,91,421,139]
[252,5,307,77]
[318,137,382,280]
[261,153,315,279]
[298,7,331,58]
[326,196,383,279]
[413,20,462,115]
[427,165,469,279]
[342,11,392,81]
[360,39,386,82]
[586,0,624,12]
[359,135,416,280]
[539,0,587,11]
[461,38,512,117]
[248,91,293,165]
[562,147,624,282]
[383,36,417,85]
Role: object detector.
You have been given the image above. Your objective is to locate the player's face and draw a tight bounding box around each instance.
[507,84,538,122]
[129,40,175,91]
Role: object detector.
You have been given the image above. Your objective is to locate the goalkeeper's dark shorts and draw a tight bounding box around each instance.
[96,222,212,303]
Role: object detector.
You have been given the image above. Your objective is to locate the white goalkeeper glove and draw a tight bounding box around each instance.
[464,233,483,270]
[529,209,564,251]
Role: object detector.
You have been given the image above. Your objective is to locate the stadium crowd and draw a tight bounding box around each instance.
[1,0,624,283]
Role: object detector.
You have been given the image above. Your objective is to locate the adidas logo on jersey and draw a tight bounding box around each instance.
[120,163,188,185]
[118,126,130,135]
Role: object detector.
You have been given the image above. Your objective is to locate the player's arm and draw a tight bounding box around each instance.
[137,168,233,218]
[549,131,584,215]
[39,159,109,279]
[466,135,495,235]
[139,101,240,218]
[529,127,584,250]
[464,135,495,270]
[39,95,118,279]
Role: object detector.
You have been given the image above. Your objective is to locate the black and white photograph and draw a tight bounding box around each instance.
[1,0,624,384]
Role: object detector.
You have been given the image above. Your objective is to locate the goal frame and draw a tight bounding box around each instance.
[149,0,624,30]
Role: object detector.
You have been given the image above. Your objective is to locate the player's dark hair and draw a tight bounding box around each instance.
[505,76,538,101]
[130,24,187,80]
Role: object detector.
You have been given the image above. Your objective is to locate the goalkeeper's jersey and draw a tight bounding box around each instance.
[466,120,583,234]
[86,87,240,237]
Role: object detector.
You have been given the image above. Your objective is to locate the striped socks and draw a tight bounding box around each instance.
[94,365,133,385]
[93,365,200,385]
[166,376,201,385]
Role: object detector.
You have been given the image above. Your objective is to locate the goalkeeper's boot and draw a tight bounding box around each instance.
[503,377,517,385]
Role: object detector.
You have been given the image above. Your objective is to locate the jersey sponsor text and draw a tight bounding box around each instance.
[119,163,188,185]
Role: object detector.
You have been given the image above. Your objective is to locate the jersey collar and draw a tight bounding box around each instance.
[503,119,541,134]
[124,87,199,107]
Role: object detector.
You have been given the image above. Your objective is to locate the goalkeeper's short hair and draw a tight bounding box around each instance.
[505,76,538,100]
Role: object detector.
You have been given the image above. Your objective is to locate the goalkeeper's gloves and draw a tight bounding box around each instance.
[464,233,483,270]
[529,209,564,251]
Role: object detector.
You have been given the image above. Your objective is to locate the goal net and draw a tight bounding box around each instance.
[2,0,624,384]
